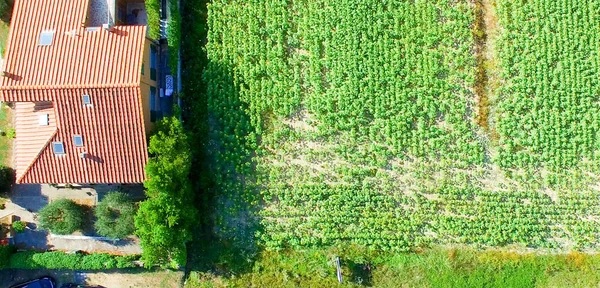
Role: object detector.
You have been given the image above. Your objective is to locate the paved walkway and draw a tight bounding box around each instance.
[2,184,143,254]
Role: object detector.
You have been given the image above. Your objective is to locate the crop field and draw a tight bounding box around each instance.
[201,0,600,253]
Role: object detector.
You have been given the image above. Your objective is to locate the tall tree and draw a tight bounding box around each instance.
[135,116,197,268]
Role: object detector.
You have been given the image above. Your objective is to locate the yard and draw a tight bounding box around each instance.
[0,103,13,167]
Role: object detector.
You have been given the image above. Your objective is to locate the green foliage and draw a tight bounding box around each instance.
[136,116,197,268]
[5,127,14,139]
[95,192,136,239]
[495,0,600,170]
[9,251,139,269]
[11,220,25,233]
[144,116,192,198]
[0,0,8,19]
[185,247,600,288]
[167,0,180,75]
[186,0,600,274]
[145,0,161,40]
[0,165,14,194]
[38,199,85,235]
[0,245,14,269]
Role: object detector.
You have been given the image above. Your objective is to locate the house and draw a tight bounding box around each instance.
[0,0,160,184]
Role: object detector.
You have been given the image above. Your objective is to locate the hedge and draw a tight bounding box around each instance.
[145,0,161,39]
[167,0,180,75]
[9,251,139,269]
[0,245,14,268]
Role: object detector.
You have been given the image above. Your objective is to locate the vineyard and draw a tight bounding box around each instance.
[200,0,600,253]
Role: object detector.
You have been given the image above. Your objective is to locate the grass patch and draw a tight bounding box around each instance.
[185,247,600,288]
[0,104,13,166]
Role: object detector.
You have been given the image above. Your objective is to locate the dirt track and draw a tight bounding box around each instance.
[0,269,183,288]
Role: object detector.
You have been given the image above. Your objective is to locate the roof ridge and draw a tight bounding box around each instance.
[16,129,58,183]
[0,83,141,91]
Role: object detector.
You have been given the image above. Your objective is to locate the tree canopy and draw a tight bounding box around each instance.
[135,116,197,268]
[38,199,85,235]
[95,192,136,239]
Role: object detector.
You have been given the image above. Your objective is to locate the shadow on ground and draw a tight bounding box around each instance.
[0,268,182,288]
[10,184,47,212]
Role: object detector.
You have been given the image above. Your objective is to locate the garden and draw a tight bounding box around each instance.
[195,0,600,254]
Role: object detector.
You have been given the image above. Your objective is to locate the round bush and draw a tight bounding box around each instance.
[95,192,136,239]
[38,199,84,235]
[12,220,25,233]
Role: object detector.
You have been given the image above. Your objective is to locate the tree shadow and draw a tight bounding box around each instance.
[180,0,263,280]
[1,0,14,23]
[10,184,48,212]
[347,259,374,287]
[0,166,15,196]
[14,227,51,251]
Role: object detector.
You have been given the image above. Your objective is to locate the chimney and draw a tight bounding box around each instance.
[80,152,87,159]
[103,23,113,32]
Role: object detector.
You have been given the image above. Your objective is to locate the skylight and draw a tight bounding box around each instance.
[39,30,55,46]
[73,135,84,147]
[82,94,92,106]
[52,142,65,155]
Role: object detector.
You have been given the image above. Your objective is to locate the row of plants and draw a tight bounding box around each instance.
[0,246,138,270]
[196,0,600,255]
[495,0,600,170]
[37,192,136,239]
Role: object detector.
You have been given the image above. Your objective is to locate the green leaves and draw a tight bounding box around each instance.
[136,116,197,268]
[95,192,136,239]
[38,199,85,235]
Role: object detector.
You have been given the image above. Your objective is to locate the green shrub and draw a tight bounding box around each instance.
[167,0,180,75]
[0,245,14,268]
[95,192,136,239]
[145,0,160,39]
[12,220,25,233]
[9,251,140,269]
[38,199,85,235]
[0,165,15,195]
[5,127,15,139]
[136,117,197,268]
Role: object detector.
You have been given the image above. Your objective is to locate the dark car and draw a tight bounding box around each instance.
[9,277,55,288]
[60,285,104,288]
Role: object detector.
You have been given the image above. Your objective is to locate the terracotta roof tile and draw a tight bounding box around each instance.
[0,0,145,90]
[2,0,149,184]
[18,88,148,184]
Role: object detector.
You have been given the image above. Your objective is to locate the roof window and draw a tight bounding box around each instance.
[39,30,55,46]
[82,94,92,106]
[73,135,84,147]
[52,142,65,155]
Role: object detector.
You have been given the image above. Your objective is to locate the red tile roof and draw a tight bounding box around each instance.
[1,0,146,90]
[1,0,148,184]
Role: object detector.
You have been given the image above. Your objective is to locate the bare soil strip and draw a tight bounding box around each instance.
[473,0,501,138]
